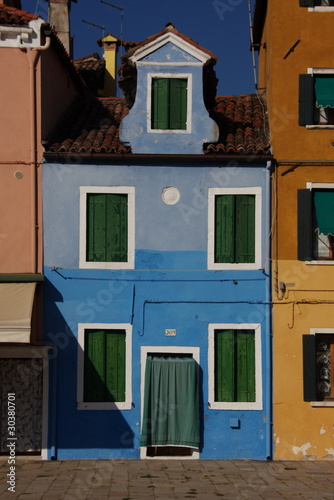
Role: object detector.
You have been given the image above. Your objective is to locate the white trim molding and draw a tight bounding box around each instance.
[207,187,262,270]
[79,186,135,270]
[77,323,132,410]
[208,323,263,411]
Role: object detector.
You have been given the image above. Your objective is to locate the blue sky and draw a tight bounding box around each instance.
[22,0,257,96]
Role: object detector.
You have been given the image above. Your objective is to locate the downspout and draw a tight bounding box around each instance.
[27,36,50,273]
[265,160,273,460]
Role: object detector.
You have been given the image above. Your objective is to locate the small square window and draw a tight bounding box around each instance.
[79,187,134,269]
[77,323,132,410]
[151,78,187,130]
[297,186,334,261]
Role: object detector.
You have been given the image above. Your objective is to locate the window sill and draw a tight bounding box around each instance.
[311,401,334,407]
[306,124,334,129]
[77,402,132,410]
[308,7,334,12]
[305,260,334,265]
[209,401,262,411]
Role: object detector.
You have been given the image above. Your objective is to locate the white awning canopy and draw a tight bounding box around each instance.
[0,283,36,343]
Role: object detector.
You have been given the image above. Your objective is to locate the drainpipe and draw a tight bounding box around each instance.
[27,36,50,273]
[265,160,273,460]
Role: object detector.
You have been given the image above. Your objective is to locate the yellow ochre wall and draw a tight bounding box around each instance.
[256,0,334,459]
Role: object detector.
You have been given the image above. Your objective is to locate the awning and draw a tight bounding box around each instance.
[0,283,36,343]
[314,75,334,108]
[314,191,334,235]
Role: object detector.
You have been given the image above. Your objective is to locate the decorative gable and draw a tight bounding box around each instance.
[119,25,219,155]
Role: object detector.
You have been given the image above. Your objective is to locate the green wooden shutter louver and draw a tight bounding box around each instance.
[87,193,128,263]
[215,329,256,403]
[151,78,187,130]
[84,329,126,402]
[215,195,255,264]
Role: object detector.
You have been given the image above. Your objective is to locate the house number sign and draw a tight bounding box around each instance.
[165,329,176,336]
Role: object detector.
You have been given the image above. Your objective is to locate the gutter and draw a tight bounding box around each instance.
[43,152,273,166]
[27,36,50,273]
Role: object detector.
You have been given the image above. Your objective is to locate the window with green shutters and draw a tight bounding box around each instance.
[215,329,256,403]
[80,187,134,269]
[84,329,126,403]
[87,193,128,263]
[208,323,262,410]
[299,72,334,126]
[215,194,255,264]
[151,78,187,130]
[77,323,132,410]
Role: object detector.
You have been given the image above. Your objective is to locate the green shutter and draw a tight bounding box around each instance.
[215,329,255,403]
[235,195,255,263]
[215,330,235,401]
[215,195,234,263]
[87,193,127,263]
[84,329,106,402]
[169,79,187,129]
[297,189,313,261]
[236,330,255,402]
[106,194,128,262]
[106,330,126,402]
[303,335,317,402]
[299,74,314,125]
[84,329,126,403]
[152,78,169,129]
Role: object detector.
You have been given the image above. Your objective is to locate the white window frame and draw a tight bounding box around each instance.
[79,186,135,269]
[140,346,200,459]
[208,323,263,410]
[207,187,262,270]
[309,328,334,407]
[306,69,334,129]
[147,73,192,134]
[305,182,334,265]
[77,323,132,410]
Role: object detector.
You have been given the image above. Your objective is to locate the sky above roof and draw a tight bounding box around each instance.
[21,0,257,97]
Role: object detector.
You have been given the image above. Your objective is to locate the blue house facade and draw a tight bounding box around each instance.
[43,25,272,460]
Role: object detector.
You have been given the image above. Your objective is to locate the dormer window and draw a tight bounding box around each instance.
[148,73,192,133]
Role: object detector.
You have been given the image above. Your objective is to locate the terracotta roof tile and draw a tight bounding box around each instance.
[0,4,39,25]
[45,93,270,157]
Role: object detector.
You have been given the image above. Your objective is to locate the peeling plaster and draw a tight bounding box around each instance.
[325,448,334,455]
[292,442,312,456]
[320,425,327,435]
[276,437,280,444]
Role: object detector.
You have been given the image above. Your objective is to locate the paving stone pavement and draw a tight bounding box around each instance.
[0,457,333,500]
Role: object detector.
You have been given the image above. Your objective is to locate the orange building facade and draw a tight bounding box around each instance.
[254,0,334,459]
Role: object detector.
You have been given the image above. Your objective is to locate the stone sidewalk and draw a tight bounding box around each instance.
[0,457,333,500]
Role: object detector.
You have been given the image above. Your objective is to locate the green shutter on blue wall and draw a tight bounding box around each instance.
[215,329,256,403]
[215,195,255,263]
[235,195,255,263]
[151,78,187,129]
[87,193,128,262]
[84,329,126,402]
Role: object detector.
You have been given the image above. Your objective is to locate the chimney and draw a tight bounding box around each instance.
[0,1,22,7]
[48,0,73,56]
[98,34,121,97]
